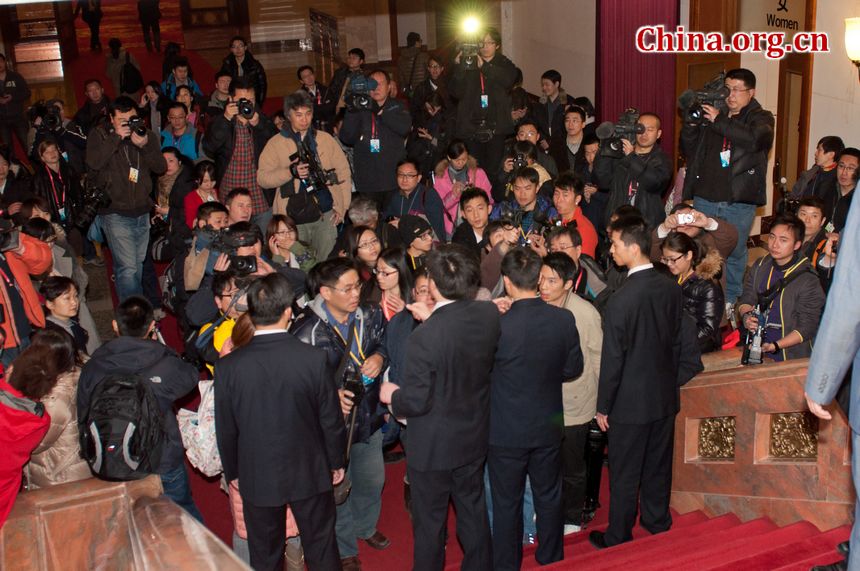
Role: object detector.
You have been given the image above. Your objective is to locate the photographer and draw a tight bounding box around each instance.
[448,27,520,189]
[30,139,85,255]
[497,140,553,201]
[291,258,390,570]
[680,68,775,307]
[328,48,366,116]
[339,69,412,205]
[737,214,824,363]
[85,96,166,302]
[203,78,277,230]
[258,90,351,261]
[29,99,87,176]
[594,112,672,230]
[490,167,558,247]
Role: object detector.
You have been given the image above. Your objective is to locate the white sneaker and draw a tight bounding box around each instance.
[563,523,583,535]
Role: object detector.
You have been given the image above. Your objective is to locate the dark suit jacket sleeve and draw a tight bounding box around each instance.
[391,331,435,418]
[596,298,625,415]
[562,314,584,381]
[677,313,705,386]
[316,355,347,471]
[214,360,239,482]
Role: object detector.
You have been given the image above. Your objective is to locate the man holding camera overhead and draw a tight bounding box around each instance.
[339,69,412,207]
[679,68,775,310]
[258,90,352,261]
[85,95,166,302]
[594,112,672,230]
[203,77,278,230]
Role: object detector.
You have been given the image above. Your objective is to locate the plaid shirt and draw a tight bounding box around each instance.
[219,122,268,215]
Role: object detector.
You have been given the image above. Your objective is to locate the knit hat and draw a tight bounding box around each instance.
[399,215,432,245]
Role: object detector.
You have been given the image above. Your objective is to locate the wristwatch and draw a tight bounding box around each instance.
[772,341,781,353]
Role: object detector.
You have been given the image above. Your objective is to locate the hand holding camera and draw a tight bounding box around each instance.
[130,129,148,148]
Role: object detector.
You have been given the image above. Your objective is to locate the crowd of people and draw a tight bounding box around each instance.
[0,21,856,571]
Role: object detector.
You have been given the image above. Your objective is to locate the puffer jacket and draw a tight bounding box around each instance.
[290,296,388,444]
[433,157,493,237]
[28,368,92,489]
[681,98,775,206]
[680,248,725,354]
[219,52,267,105]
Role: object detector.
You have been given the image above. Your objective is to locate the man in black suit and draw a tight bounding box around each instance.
[589,216,703,550]
[489,248,583,569]
[380,244,501,571]
[215,273,347,571]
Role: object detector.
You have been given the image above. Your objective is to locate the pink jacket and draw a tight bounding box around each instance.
[229,480,299,539]
[433,158,493,236]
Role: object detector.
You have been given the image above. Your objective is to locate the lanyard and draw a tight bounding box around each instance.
[479,72,485,95]
[46,165,65,208]
[316,88,322,105]
[400,189,419,218]
[574,266,584,291]
[333,323,366,367]
[722,137,731,152]
[371,114,377,139]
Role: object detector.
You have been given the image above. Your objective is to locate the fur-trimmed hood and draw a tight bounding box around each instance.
[695,247,723,281]
[434,156,479,180]
[539,89,571,106]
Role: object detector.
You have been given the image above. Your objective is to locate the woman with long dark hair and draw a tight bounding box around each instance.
[266,214,316,272]
[661,231,725,353]
[30,139,84,255]
[375,247,413,321]
[344,225,382,303]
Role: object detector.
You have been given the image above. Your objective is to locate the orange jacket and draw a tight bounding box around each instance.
[0,233,52,349]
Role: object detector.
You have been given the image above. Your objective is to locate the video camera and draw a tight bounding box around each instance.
[678,72,730,127]
[459,41,480,70]
[741,307,766,365]
[213,225,263,277]
[288,138,341,195]
[595,108,645,158]
[344,75,378,112]
[28,100,63,131]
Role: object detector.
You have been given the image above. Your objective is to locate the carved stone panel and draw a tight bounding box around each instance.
[698,416,737,460]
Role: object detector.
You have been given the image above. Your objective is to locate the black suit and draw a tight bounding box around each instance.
[488,298,582,569]
[215,332,347,571]
[596,267,703,546]
[391,300,501,571]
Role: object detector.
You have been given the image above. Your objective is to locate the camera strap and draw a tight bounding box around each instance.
[334,325,357,386]
[756,258,810,309]
[46,164,66,209]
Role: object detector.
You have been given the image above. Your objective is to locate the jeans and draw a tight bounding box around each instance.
[484,466,537,539]
[692,197,757,303]
[336,428,385,557]
[160,463,204,523]
[102,212,149,302]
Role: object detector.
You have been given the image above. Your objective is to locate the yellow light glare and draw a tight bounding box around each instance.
[462,16,481,36]
[846,18,860,61]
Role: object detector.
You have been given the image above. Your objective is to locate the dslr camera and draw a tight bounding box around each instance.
[678,71,730,127]
[459,41,480,70]
[498,203,552,244]
[596,108,645,158]
[124,116,147,137]
[512,152,528,172]
[344,75,378,112]
[237,98,255,120]
[28,100,63,131]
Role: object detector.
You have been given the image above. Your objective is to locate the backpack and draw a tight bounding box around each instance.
[120,52,144,95]
[79,373,165,481]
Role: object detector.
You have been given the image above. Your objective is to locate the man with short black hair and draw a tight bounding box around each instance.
[161,56,203,101]
[589,216,703,550]
[410,56,451,124]
[452,188,491,257]
[552,171,598,257]
[790,135,844,202]
[160,102,198,160]
[531,69,574,148]
[825,147,859,233]
[296,65,332,132]
[329,47,366,115]
[489,247,582,569]
[216,273,347,571]
[86,96,167,302]
[490,167,558,245]
[383,158,446,241]
[737,213,825,362]
[79,296,201,520]
[206,69,233,117]
[74,78,111,136]
[381,244,501,571]
[515,120,558,177]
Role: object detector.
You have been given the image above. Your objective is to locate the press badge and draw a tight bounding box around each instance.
[825,221,835,233]
[719,149,731,168]
[129,167,140,183]
[480,94,489,109]
[370,138,381,153]
[58,207,66,222]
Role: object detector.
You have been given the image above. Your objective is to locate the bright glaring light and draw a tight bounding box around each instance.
[846,18,860,61]
[462,16,481,36]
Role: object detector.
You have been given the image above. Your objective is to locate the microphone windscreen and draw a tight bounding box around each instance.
[595,121,615,140]
[677,89,696,110]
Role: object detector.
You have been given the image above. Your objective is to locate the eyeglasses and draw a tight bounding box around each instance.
[397,172,419,179]
[479,41,497,47]
[660,254,685,265]
[414,287,430,296]
[376,269,399,278]
[837,162,858,172]
[327,283,362,295]
[358,238,380,250]
[168,115,186,121]
[549,244,575,253]
[218,289,240,298]
[725,86,751,94]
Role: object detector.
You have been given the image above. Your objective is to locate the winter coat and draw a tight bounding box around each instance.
[681,98,775,206]
[530,90,575,142]
[160,123,199,161]
[0,70,31,123]
[105,49,141,97]
[0,377,49,527]
[202,113,278,186]
[85,123,167,216]
[432,157,493,236]
[220,52,268,105]
[397,46,429,92]
[78,336,199,474]
[680,249,725,354]
[595,146,673,229]
[382,183,447,242]
[30,160,84,230]
[27,368,92,489]
[448,54,519,139]
[290,296,388,444]
[561,291,602,426]
[161,74,203,102]
[339,97,412,194]
[0,234,52,349]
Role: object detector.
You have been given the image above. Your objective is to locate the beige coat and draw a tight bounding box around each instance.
[28,368,92,489]
[257,130,352,219]
[562,292,602,426]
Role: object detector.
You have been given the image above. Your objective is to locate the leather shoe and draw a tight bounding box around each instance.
[364,530,391,550]
[588,530,609,550]
[384,450,406,463]
[341,555,361,571]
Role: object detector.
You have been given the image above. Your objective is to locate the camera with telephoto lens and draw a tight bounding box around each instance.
[344,75,378,112]
[596,108,645,159]
[28,100,62,131]
[287,138,341,196]
[677,71,730,127]
[237,98,255,119]
[124,116,147,137]
[228,254,257,276]
[459,42,480,70]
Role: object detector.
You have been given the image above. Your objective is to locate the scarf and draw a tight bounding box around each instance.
[157,165,182,208]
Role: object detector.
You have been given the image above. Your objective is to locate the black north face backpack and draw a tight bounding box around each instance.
[80,373,165,481]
